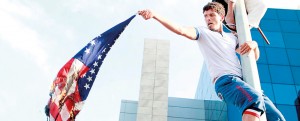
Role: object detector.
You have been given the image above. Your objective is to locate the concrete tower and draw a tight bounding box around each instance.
[136,39,170,121]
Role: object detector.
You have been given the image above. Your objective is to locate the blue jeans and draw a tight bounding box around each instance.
[215,75,285,121]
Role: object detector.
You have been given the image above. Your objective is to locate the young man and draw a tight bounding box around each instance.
[138,2,285,121]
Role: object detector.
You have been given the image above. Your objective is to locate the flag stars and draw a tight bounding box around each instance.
[102,48,106,53]
[90,69,95,75]
[85,48,90,54]
[90,40,96,46]
[93,61,98,67]
[98,55,102,60]
[87,76,92,82]
[82,73,86,78]
[84,83,90,90]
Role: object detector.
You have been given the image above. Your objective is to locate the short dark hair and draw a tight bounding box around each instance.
[203,2,225,17]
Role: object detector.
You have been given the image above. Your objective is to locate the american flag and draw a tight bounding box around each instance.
[45,15,136,121]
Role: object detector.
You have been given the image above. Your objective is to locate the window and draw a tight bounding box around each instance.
[264,32,285,48]
[265,48,289,65]
[269,65,294,84]
[295,86,300,106]
[277,105,298,121]
[257,47,268,64]
[257,64,271,83]
[262,9,278,20]
[277,9,298,21]
[297,11,300,21]
[251,30,266,47]
[287,49,300,66]
[260,20,281,32]
[283,33,300,49]
[280,21,300,33]
[273,84,297,105]
[261,83,275,102]
[123,113,137,121]
[292,67,300,85]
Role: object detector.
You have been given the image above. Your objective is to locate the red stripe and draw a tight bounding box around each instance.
[54,58,75,91]
[244,110,260,118]
[79,63,89,77]
[49,102,63,121]
[50,58,86,120]
[65,98,75,111]
[236,85,253,102]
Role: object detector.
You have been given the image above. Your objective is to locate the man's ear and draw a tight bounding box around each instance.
[221,15,225,22]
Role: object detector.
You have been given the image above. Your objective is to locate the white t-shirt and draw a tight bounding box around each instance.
[195,26,242,81]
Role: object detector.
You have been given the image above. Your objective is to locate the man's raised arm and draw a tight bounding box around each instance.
[138,9,198,40]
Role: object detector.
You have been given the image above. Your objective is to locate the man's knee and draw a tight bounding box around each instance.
[243,108,262,119]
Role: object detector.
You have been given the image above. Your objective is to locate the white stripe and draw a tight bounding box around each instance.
[49,114,55,121]
[66,59,84,96]
[60,104,71,121]
[74,101,85,111]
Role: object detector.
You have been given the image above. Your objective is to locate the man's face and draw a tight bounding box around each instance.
[203,9,224,32]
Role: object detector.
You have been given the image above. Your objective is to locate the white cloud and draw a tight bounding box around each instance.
[0,90,17,114]
[0,0,33,18]
[0,0,50,72]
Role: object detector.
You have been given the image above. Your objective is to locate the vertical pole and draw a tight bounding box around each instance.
[234,0,267,120]
[235,0,262,92]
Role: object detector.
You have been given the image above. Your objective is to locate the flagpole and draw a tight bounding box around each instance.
[234,0,266,120]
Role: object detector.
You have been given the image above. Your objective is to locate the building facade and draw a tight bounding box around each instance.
[119,8,300,121]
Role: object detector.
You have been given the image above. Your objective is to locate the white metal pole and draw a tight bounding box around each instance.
[235,0,262,92]
[234,0,266,120]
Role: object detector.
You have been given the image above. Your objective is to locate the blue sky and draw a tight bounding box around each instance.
[0,0,299,120]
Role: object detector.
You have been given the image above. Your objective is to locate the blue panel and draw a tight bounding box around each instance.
[251,30,266,47]
[227,103,242,121]
[125,103,138,113]
[295,86,300,106]
[273,84,297,105]
[168,117,205,121]
[277,9,298,20]
[297,10,300,21]
[204,100,226,111]
[210,110,221,120]
[276,105,298,121]
[257,47,268,64]
[219,110,228,121]
[168,106,205,119]
[292,67,300,85]
[119,113,124,121]
[269,65,294,84]
[265,48,289,65]
[280,21,300,33]
[287,49,300,66]
[261,83,275,102]
[120,101,126,112]
[259,20,281,32]
[257,64,271,83]
[123,113,136,121]
[169,97,205,109]
[262,8,278,20]
[264,32,285,48]
[283,33,300,49]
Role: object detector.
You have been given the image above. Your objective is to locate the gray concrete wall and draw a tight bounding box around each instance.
[136,39,170,121]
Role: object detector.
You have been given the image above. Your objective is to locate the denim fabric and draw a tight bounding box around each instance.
[215,75,286,121]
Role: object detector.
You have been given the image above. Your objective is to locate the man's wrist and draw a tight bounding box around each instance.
[252,41,258,51]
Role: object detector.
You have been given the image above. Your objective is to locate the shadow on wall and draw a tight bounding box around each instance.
[296,90,300,121]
